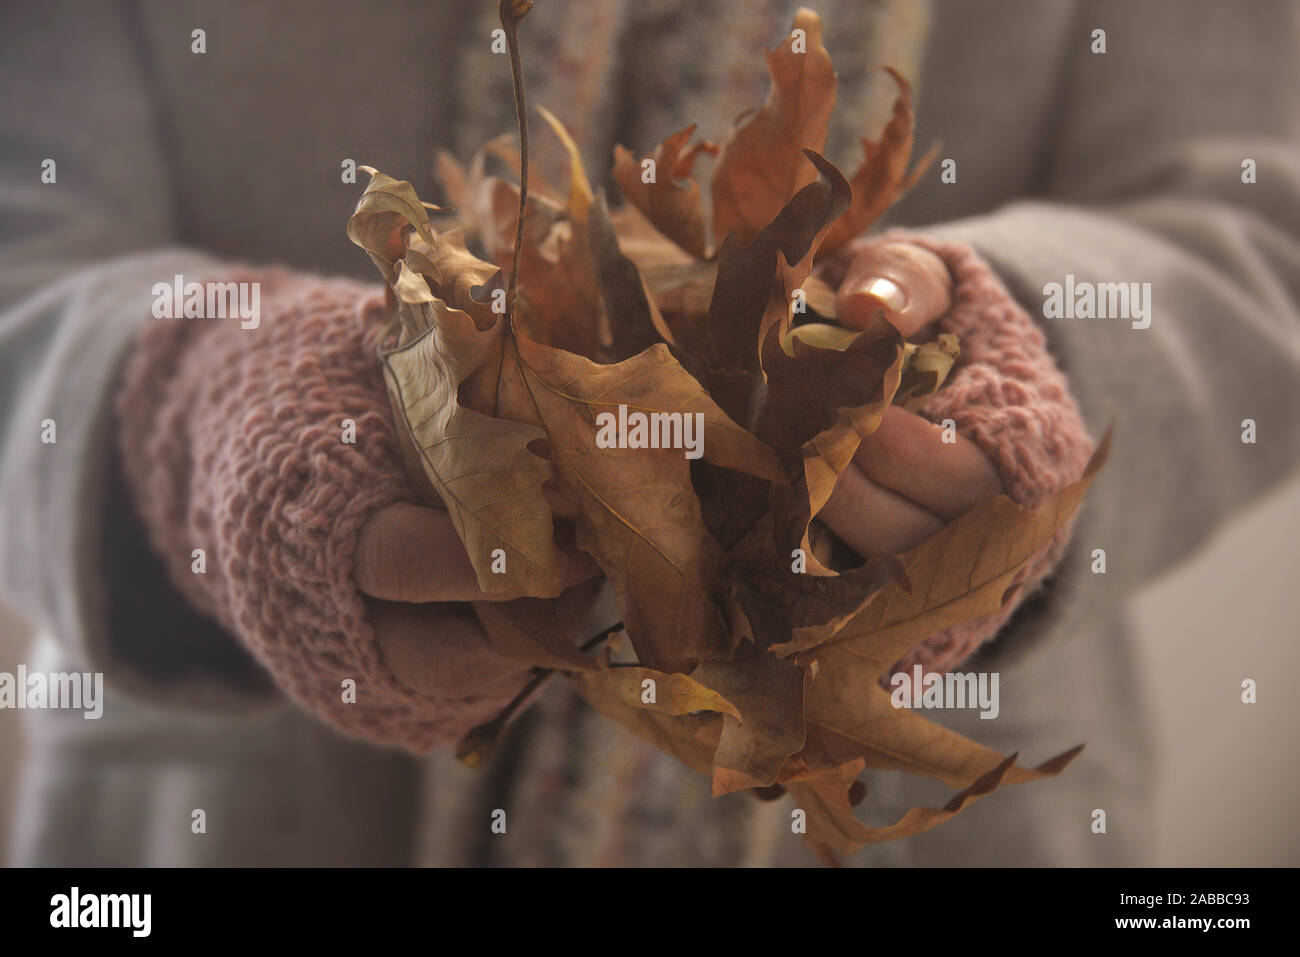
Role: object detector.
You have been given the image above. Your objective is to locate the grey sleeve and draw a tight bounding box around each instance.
[927,0,1300,598]
[0,2,278,710]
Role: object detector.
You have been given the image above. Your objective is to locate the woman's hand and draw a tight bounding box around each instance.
[819,240,1003,556]
[354,503,596,697]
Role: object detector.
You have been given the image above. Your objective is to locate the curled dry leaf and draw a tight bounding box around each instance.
[692,643,808,796]
[504,334,782,673]
[347,4,1106,861]
[379,289,569,598]
[894,332,960,411]
[584,664,743,720]
[784,746,1083,856]
[613,124,715,260]
[710,7,837,248]
[570,669,724,777]
[819,67,941,259]
[790,427,1113,665]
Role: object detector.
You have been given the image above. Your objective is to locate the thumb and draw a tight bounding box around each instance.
[835,240,953,338]
[369,598,530,698]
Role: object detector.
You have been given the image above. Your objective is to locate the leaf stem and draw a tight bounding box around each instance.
[454,618,623,767]
[499,0,533,319]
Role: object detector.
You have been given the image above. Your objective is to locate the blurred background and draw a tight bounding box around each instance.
[5,477,1298,864]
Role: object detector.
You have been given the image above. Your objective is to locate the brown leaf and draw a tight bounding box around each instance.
[508,332,782,671]
[473,597,598,672]
[799,670,1082,790]
[538,105,593,230]
[495,187,600,354]
[582,664,742,719]
[640,259,717,357]
[608,202,700,273]
[711,8,837,247]
[569,670,724,777]
[785,745,1081,855]
[893,332,960,411]
[613,124,714,259]
[482,109,672,362]
[819,68,939,258]
[760,320,906,575]
[402,229,501,332]
[758,319,904,463]
[692,642,807,795]
[752,432,1111,850]
[703,150,852,426]
[730,519,906,647]
[500,107,607,356]
[347,167,439,286]
[351,2,1110,857]
[435,134,563,231]
[790,426,1113,665]
[378,300,568,597]
[435,136,515,243]
[587,191,673,360]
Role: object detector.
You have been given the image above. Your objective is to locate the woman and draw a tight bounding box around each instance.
[2,0,1297,866]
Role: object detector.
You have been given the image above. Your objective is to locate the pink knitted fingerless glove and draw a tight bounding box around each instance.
[819,234,1095,677]
[116,268,522,753]
[117,245,1089,756]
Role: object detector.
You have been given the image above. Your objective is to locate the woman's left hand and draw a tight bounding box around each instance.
[819,240,1003,556]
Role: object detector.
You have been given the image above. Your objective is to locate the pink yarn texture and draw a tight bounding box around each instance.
[116,237,1091,752]
[116,269,521,752]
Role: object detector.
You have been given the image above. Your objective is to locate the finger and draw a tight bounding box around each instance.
[854,407,1004,520]
[819,463,946,556]
[355,504,501,602]
[368,598,531,698]
[354,503,597,603]
[836,241,952,338]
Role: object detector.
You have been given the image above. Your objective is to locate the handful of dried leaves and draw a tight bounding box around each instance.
[347,3,1107,860]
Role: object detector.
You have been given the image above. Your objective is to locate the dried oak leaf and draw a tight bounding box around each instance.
[622,10,929,268]
[613,124,715,259]
[818,67,940,259]
[584,664,742,720]
[379,287,571,597]
[710,7,837,248]
[348,169,569,597]
[346,166,439,288]
[691,641,808,796]
[784,747,1079,857]
[435,133,563,235]
[760,319,905,575]
[498,333,782,673]
[469,109,676,362]
[754,430,1113,854]
[726,512,906,651]
[512,107,608,357]
[893,332,960,411]
[588,191,675,360]
[700,150,851,427]
[570,669,725,777]
[788,426,1113,664]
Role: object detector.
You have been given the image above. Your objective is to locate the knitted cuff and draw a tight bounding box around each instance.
[115,267,521,752]
[820,234,1095,675]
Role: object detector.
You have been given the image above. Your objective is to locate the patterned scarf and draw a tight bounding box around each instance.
[449,0,933,192]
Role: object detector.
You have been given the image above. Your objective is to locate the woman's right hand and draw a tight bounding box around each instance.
[354,503,597,698]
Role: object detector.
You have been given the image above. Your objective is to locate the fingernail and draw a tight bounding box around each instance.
[853,276,908,317]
